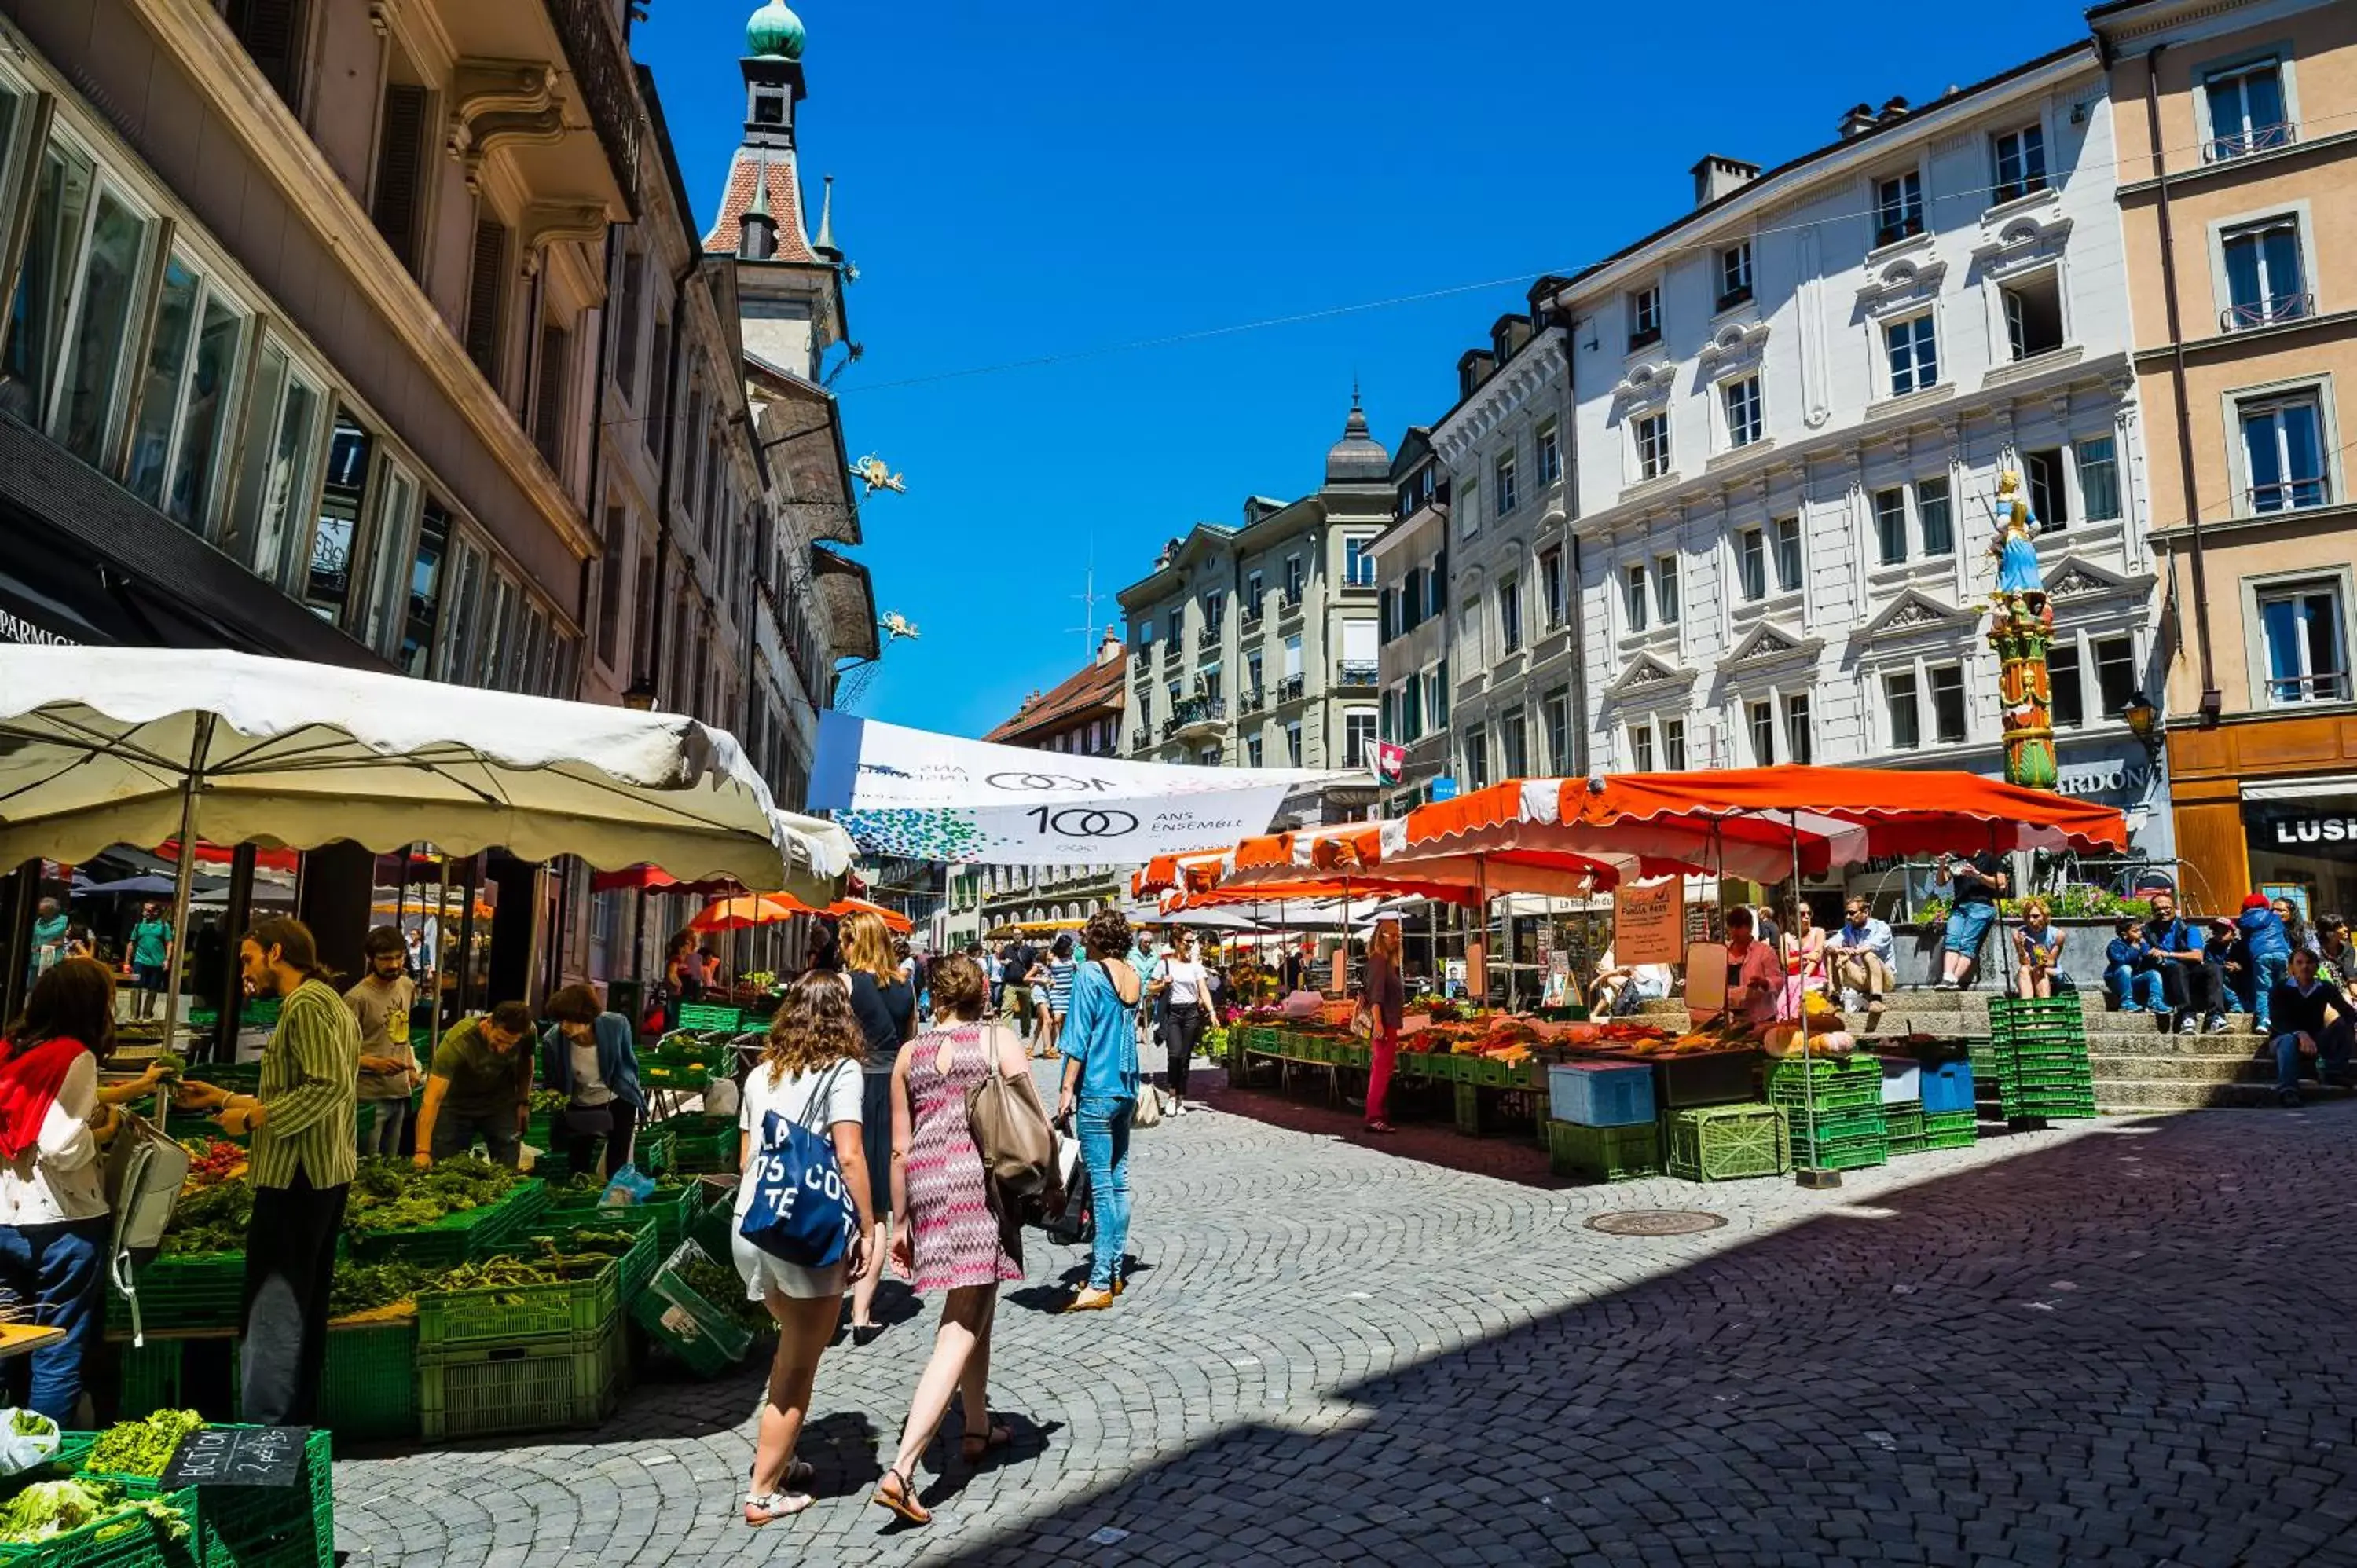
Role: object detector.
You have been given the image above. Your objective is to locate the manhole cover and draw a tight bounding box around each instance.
[1585,1209,1727,1236]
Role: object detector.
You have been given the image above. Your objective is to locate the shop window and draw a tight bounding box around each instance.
[304,411,375,623]
[124,256,251,531]
[398,500,452,677]
[223,338,327,592]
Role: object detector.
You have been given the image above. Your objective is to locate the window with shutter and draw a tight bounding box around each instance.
[463,221,508,385]
[225,0,306,108]
[369,83,427,275]
[533,321,570,469]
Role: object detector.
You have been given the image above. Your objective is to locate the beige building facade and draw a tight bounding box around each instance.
[2097,0,2357,915]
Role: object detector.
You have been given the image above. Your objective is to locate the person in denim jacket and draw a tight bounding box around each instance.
[2238,893,2293,1035]
[2104,918,2166,1013]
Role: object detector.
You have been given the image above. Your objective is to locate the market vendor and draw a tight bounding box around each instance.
[171,917,358,1427]
[1722,910,1783,1028]
[412,1000,536,1168]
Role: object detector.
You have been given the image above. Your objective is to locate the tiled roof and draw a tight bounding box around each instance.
[702,152,819,261]
[984,654,1126,746]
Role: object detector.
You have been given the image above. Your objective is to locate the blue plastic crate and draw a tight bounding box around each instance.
[1920,1058,1975,1116]
[1546,1062,1656,1127]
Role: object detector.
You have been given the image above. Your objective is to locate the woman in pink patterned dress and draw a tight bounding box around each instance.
[872,952,1029,1526]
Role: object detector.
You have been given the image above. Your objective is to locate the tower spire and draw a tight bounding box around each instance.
[814,174,838,257]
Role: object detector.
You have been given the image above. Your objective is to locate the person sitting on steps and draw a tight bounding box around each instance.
[1933,850,2007,991]
[2269,947,2352,1108]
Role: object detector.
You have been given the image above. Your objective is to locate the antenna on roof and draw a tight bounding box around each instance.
[1069,550,1100,658]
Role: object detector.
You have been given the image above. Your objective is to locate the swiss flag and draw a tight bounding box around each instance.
[1371,742,1406,786]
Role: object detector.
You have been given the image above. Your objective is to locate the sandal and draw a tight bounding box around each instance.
[743,1491,813,1526]
[1364,1119,1397,1135]
[1063,1286,1114,1313]
[959,1416,1013,1463]
[872,1466,930,1526]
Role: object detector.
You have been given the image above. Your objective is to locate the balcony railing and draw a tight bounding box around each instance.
[2268,670,2353,705]
[1197,622,1223,650]
[1241,601,1264,628]
[1874,214,1923,249]
[2249,476,2331,514]
[1160,697,1228,739]
[1159,643,1178,669]
[1241,686,1266,714]
[544,0,642,211]
[1276,673,1306,704]
[2205,123,2295,163]
[1131,727,1153,752]
[1278,587,1303,614]
[1336,659,1379,688]
[2222,293,2314,332]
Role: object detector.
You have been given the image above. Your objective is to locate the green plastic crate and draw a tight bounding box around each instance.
[1780,1104,1886,1143]
[1664,1103,1789,1181]
[1790,1136,1889,1171]
[546,1180,702,1255]
[193,1427,332,1568]
[1547,1118,1663,1182]
[632,1126,676,1175]
[1763,1056,1882,1111]
[113,1339,187,1417]
[0,1487,202,1567]
[1923,1127,1979,1149]
[349,1178,549,1268]
[107,1252,247,1334]
[1923,1109,1978,1134]
[417,1325,621,1443]
[630,1242,752,1377]
[319,1321,418,1443]
[415,1252,618,1355]
[675,1003,745,1032]
[1882,1101,1924,1143]
[505,1211,662,1306]
[643,1115,738,1174]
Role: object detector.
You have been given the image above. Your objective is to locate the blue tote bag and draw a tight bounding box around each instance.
[738,1063,858,1269]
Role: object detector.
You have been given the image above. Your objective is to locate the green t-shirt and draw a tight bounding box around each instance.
[430,1017,531,1120]
[130,920,173,969]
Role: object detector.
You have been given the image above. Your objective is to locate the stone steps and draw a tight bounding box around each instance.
[2073,1079,2351,1110]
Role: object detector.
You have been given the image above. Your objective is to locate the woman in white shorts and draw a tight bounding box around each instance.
[731,973,874,1526]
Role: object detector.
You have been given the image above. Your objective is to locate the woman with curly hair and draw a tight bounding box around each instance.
[729,973,874,1526]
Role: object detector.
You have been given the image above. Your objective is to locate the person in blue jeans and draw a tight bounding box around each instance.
[1056,908,1142,1313]
[2269,947,2352,1106]
[2239,893,2293,1034]
[2104,918,2168,1013]
[1934,850,2009,989]
[0,958,118,1423]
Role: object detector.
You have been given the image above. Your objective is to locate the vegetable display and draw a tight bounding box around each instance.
[86,1410,205,1478]
[529,1089,570,1119]
[675,1250,769,1334]
[159,1180,251,1257]
[180,1138,246,1188]
[0,1479,187,1544]
[346,1155,522,1232]
[9,1412,50,1439]
[328,1261,434,1318]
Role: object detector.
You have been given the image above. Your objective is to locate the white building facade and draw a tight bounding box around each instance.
[1548,44,2171,859]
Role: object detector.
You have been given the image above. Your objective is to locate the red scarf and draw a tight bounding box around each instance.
[0,1037,88,1162]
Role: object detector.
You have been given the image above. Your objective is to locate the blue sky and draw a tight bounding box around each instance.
[634,0,2086,738]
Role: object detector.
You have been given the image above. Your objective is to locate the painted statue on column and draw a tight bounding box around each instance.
[1981,470,2058,789]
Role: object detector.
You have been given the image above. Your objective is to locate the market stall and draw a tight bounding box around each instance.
[1184,768,2130,1186]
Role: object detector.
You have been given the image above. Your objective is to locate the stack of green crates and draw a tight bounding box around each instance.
[413,1234,625,1442]
[1765,1056,1888,1170]
[1663,1102,1790,1181]
[1980,997,2099,1121]
[645,1112,739,1174]
[1884,1099,1926,1156]
[1923,1109,1978,1149]
[1546,1118,1662,1181]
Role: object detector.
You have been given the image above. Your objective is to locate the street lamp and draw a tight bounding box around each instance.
[2117,691,2164,757]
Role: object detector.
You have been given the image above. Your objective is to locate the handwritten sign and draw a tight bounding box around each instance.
[161,1427,310,1490]
[1613,878,1684,967]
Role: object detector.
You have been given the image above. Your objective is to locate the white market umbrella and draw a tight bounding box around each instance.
[0,646,849,1036]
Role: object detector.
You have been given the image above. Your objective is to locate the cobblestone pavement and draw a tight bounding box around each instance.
[333,1072,2357,1566]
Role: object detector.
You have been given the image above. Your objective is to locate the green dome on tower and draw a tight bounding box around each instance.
[745,1,805,60]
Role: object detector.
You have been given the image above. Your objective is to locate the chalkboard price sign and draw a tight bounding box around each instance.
[159,1427,310,1490]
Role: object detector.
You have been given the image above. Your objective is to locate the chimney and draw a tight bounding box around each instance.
[1878,94,1912,125]
[1690,154,1761,208]
[1838,101,1879,139]
[1096,625,1123,666]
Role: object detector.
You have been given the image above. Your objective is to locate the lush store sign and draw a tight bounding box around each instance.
[2266,813,2357,848]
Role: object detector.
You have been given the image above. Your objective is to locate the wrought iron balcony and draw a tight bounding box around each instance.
[1278,586,1303,614]
[1276,673,1306,704]
[2249,476,2330,514]
[1241,600,1264,628]
[1160,642,1178,669]
[543,0,641,211]
[2205,123,2295,163]
[1240,687,1266,715]
[1336,659,1379,689]
[1197,621,1223,650]
[1874,214,1923,249]
[2221,293,2314,332]
[1131,727,1153,753]
[1160,697,1228,740]
[2267,669,2353,705]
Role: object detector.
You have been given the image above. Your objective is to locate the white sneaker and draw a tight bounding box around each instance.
[2177,1014,2199,1034]
[2207,1015,2233,1034]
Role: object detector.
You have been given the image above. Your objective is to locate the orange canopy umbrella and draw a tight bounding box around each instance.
[834,896,912,934]
[691,893,802,932]
[1397,779,1849,885]
[1132,851,1229,899]
[1160,876,1482,914]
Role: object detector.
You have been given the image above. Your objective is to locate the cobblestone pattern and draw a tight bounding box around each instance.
[332,1075,2357,1566]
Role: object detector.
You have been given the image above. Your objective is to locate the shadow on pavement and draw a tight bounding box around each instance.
[922,1105,2357,1565]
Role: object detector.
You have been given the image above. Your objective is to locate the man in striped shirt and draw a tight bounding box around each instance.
[176,915,359,1425]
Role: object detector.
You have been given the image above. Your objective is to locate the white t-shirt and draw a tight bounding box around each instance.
[730,1057,862,1302]
[1164,958,1209,1006]
[0,1052,103,1225]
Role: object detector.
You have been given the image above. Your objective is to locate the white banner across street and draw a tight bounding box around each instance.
[811,713,1328,865]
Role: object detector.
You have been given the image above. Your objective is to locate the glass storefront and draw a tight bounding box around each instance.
[2244,796,2357,926]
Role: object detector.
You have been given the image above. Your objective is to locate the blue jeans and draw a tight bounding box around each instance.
[0,1216,108,1423]
[2274,1021,2355,1094]
[1945,902,1996,962]
[2106,965,2165,1011]
[1074,1096,1134,1292]
[358,1096,411,1158]
[2252,952,2290,1032]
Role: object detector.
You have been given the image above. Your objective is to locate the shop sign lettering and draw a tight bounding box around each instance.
[2273,816,2357,846]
